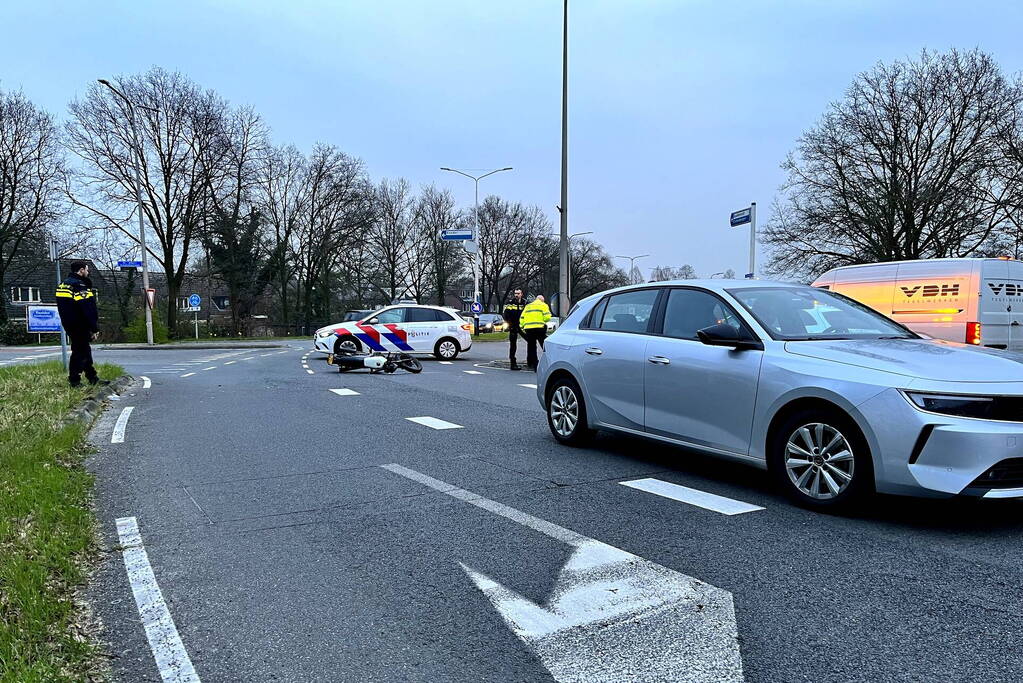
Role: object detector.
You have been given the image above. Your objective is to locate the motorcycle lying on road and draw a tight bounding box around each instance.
[327,348,423,374]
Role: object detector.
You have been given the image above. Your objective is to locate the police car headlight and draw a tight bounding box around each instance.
[316,329,334,338]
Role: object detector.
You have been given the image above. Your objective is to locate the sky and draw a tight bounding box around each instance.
[3,0,1023,280]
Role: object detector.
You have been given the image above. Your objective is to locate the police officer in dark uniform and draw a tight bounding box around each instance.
[56,261,102,387]
[503,288,527,371]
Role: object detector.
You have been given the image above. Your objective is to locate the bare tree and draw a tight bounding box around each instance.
[478,196,551,309]
[764,49,1019,279]
[66,67,229,334]
[650,264,698,281]
[411,185,463,306]
[367,177,415,303]
[0,88,64,323]
[256,143,306,327]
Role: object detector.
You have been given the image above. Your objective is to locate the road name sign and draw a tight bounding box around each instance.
[745,272,755,279]
[730,207,752,227]
[182,306,200,313]
[26,305,62,333]
[440,228,474,241]
[188,293,201,307]
[118,260,143,270]
[470,301,483,314]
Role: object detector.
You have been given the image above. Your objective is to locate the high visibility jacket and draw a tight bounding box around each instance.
[502,297,527,327]
[56,273,99,334]
[519,299,551,330]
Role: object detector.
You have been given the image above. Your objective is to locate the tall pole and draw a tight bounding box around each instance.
[51,238,68,369]
[558,0,570,317]
[99,79,154,345]
[616,254,650,284]
[748,201,757,279]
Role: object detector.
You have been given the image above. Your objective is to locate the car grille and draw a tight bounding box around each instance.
[969,458,1023,489]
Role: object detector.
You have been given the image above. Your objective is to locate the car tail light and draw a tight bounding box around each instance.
[966,322,982,345]
[461,323,473,331]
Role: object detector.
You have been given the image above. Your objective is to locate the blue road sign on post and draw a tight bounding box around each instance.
[188,293,201,307]
[440,228,474,241]
[117,260,143,270]
[729,208,752,227]
[26,305,62,333]
[470,301,483,314]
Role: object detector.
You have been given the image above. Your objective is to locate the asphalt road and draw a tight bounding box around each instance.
[84,340,1023,682]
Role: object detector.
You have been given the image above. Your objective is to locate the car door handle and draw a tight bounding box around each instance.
[585,347,603,355]
[647,355,671,365]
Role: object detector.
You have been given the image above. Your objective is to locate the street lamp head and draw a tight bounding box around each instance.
[501,167,513,171]
[440,167,453,172]
[97,79,111,86]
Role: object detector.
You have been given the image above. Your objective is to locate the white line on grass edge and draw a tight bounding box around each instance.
[115,517,200,682]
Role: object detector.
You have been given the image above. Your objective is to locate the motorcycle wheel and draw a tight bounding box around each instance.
[400,357,423,373]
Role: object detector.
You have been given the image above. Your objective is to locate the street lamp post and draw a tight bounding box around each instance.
[558,0,570,318]
[440,166,512,332]
[98,78,154,346]
[616,254,650,284]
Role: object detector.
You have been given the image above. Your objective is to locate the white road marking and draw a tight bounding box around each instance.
[306,369,315,374]
[405,416,463,430]
[224,361,236,365]
[242,357,257,361]
[381,464,743,682]
[115,517,201,683]
[259,353,274,357]
[620,478,765,516]
[111,406,135,444]
[518,383,538,389]
[439,361,453,365]
[463,370,483,375]
[329,388,360,396]
[202,366,216,371]
[141,376,151,389]
[180,372,195,378]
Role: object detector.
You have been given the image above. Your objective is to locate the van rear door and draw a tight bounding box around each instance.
[891,261,970,343]
[980,260,1023,350]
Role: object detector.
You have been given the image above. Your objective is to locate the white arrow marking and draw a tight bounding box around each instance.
[381,464,744,682]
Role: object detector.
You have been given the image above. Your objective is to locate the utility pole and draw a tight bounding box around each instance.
[440,166,512,332]
[558,0,570,317]
[748,201,757,279]
[98,79,154,345]
[49,238,68,368]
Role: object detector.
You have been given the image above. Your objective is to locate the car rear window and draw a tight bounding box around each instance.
[599,289,659,333]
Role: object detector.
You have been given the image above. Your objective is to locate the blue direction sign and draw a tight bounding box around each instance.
[729,207,752,227]
[440,228,474,241]
[26,305,62,333]
[117,260,143,269]
[470,301,483,314]
[188,293,201,307]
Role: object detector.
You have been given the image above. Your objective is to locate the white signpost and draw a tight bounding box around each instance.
[730,203,757,278]
[187,294,201,339]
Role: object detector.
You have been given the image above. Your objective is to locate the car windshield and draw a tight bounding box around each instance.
[728,287,917,341]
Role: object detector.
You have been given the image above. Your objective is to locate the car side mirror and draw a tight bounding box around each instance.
[366,317,379,325]
[697,323,762,350]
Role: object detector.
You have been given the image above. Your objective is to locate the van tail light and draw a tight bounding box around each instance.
[966,322,982,345]
[461,323,473,332]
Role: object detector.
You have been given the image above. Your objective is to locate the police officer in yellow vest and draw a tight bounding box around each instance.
[519,294,552,371]
[55,261,103,387]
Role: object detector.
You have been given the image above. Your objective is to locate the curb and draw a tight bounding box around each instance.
[62,374,135,428]
[97,343,288,350]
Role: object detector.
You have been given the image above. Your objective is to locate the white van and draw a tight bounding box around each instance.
[812,258,1023,351]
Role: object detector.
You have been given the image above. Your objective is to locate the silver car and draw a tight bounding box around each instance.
[537,280,1023,509]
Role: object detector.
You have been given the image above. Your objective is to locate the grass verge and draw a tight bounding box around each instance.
[472,331,510,342]
[0,360,122,681]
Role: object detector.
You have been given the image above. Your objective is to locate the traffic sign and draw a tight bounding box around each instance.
[462,239,478,254]
[730,207,752,227]
[144,288,156,309]
[26,305,62,333]
[118,260,143,270]
[440,228,474,241]
[188,293,201,307]
[182,306,200,313]
[470,301,483,315]
[744,272,755,279]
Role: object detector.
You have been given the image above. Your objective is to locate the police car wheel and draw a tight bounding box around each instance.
[546,376,594,446]
[434,338,459,360]
[334,336,361,355]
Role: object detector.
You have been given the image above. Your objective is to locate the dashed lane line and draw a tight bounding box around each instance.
[405,416,463,430]
[141,376,151,389]
[115,517,201,683]
[439,361,453,365]
[306,369,315,375]
[180,372,195,378]
[202,366,216,371]
[463,370,484,375]
[224,361,236,365]
[518,383,538,389]
[620,478,765,516]
[329,388,360,396]
[111,407,135,444]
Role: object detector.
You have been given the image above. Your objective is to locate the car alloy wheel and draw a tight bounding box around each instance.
[550,385,579,437]
[336,337,359,355]
[436,339,458,359]
[784,422,855,500]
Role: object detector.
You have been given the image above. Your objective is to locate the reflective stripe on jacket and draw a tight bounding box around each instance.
[56,273,99,333]
[519,299,551,330]
[503,299,526,325]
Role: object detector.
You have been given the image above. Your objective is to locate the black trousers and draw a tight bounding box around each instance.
[508,327,521,363]
[68,330,97,384]
[525,327,546,369]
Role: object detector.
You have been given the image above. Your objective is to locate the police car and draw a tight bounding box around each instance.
[313,305,473,360]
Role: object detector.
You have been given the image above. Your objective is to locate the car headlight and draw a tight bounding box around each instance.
[903,391,996,419]
[316,329,334,338]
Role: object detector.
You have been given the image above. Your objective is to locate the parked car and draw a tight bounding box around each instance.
[476,313,506,333]
[813,258,1023,351]
[538,279,1023,510]
[313,305,473,359]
